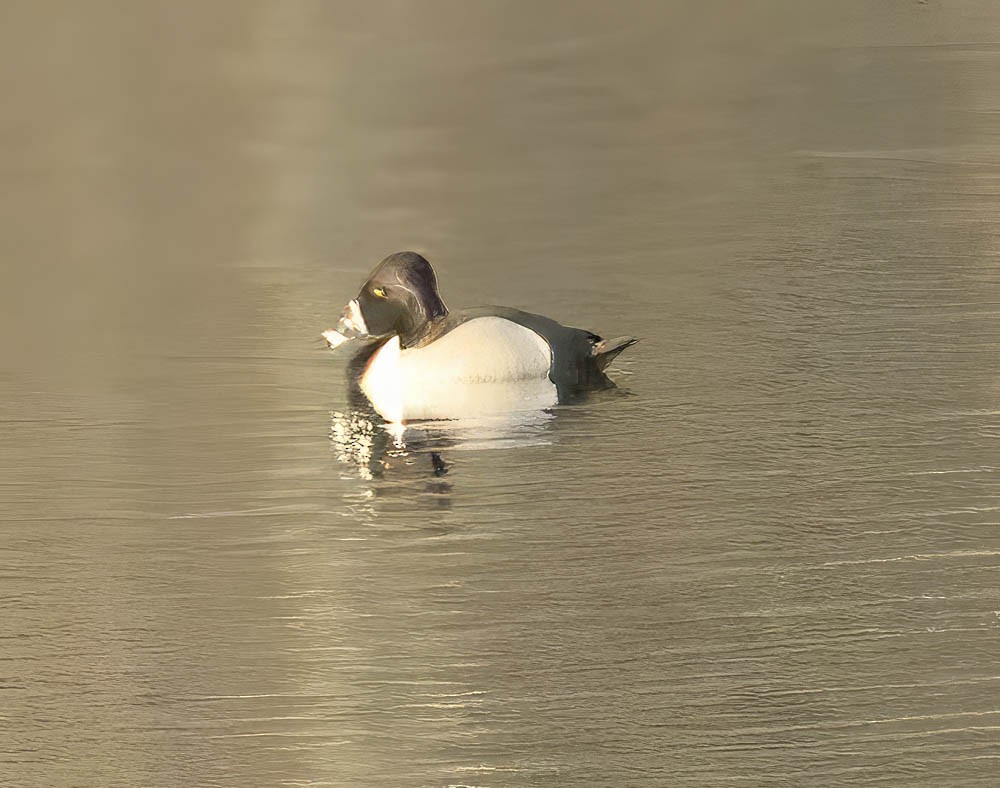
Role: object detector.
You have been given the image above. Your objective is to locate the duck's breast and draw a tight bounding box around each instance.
[360,317,557,421]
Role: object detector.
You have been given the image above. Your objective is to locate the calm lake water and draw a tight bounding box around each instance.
[3,2,999,786]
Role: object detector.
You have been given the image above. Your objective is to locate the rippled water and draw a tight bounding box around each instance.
[3,2,999,786]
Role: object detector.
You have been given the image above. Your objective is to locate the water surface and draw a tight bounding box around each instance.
[2,2,999,785]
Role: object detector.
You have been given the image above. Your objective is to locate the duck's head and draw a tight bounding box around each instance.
[335,251,448,346]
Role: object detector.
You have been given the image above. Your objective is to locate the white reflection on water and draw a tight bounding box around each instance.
[329,403,556,483]
[330,409,381,480]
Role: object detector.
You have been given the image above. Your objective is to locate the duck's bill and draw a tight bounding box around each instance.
[338,298,370,336]
[321,329,351,349]
[322,298,373,350]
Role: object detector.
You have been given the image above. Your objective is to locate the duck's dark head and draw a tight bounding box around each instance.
[336,252,448,347]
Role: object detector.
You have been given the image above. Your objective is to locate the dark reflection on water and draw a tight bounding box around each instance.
[3,1,1000,786]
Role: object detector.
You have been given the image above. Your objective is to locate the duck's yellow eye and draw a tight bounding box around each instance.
[372,287,387,298]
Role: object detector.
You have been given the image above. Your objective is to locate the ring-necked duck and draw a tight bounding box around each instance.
[323,251,636,422]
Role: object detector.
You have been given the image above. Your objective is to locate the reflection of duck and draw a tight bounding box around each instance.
[330,407,555,485]
[330,410,453,507]
[323,252,636,422]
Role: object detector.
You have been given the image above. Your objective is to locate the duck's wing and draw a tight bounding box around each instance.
[444,306,634,395]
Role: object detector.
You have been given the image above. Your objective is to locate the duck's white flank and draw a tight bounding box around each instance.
[359,317,557,422]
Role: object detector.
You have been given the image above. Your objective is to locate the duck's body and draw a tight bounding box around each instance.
[358,315,556,422]
[325,252,636,422]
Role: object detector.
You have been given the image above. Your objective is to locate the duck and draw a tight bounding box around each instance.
[322,251,636,423]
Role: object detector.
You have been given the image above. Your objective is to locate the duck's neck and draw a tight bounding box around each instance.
[399,297,448,349]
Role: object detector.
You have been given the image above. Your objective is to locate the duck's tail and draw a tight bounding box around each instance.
[593,335,638,371]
